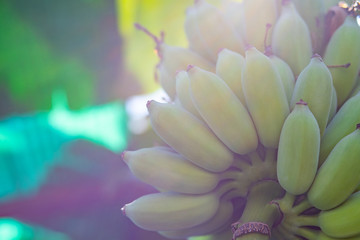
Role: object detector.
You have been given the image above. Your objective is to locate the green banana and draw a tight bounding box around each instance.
[323,15,360,107]
[349,75,360,98]
[277,100,320,195]
[319,92,360,165]
[290,54,333,136]
[243,0,278,52]
[121,192,219,231]
[308,125,360,210]
[271,0,313,76]
[317,232,360,240]
[221,1,246,41]
[319,191,360,238]
[188,65,258,155]
[135,23,214,99]
[184,0,244,62]
[147,100,234,172]
[292,0,326,54]
[122,147,220,194]
[175,70,203,120]
[159,198,234,239]
[266,47,295,104]
[328,85,338,121]
[215,48,246,105]
[241,47,289,149]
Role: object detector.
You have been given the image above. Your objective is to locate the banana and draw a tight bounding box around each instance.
[292,0,326,54]
[215,48,246,105]
[349,75,360,98]
[271,0,313,76]
[184,0,244,62]
[319,92,360,166]
[328,85,338,121]
[319,191,360,238]
[121,192,219,231]
[317,232,360,240]
[159,198,234,239]
[188,65,258,155]
[266,47,296,104]
[147,100,234,172]
[135,23,214,99]
[122,147,220,194]
[175,70,203,120]
[290,54,333,136]
[307,124,360,210]
[221,1,246,41]
[277,99,320,195]
[243,0,278,52]
[323,15,360,107]
[241,47,289,149]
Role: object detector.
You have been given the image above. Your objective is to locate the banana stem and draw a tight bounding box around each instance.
[292,227,319,240]
[288,215,319,228]
[232,159,252,171]
[278,192,295,212]
[264,148,277,163]
[248,151,263,165]
[291,198,313,215]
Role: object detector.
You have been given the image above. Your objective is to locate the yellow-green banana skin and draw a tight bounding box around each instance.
[319,191,360,238]
[308,127,360,210]
[271,1,312,76]
[316,232,360,240]
[188,66,258,155]
[290,55,333,137]
[319,92,360,166]
[242,47,289,149]
[277,101,320,195]
[147,101,234,172]
[323,16,360,107]
[123,147,219,194]
[122,192,219,231]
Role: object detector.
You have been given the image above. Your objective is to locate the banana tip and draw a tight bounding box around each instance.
[146,100,153,109]
[357,123,360,129]
[296,99,308,105]
[187,65,194,72]
[121,205,127,216]
[121,151,127,163]
[312,53,323,61]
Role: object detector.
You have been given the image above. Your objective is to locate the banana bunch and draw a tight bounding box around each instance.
[122,0,360,239]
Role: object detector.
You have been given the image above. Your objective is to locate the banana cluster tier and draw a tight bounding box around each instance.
[121,0,360,239]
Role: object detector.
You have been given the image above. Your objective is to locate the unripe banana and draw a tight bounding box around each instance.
[121,192,219,231]
[184,0,244,62]
[242,47,289,149]
[271,0,313,76]
[319,191,360,238]
[122,147,220,194]
[243,0,278,52]
[159,44,215,99]
[328,85,338,121]
[221,1,246,41]
[135,23,214,99]
[147,100,234,172]
[266,47,295,104]
[319,92,360,165]
[159,199,234,239]
[277,100,320,195]
[349,75,360,98]
[175,70,203,120]
[308,125,360,210]
[317,232,360,240]
[290,55,333,136]
[215,49,246,105]
[188,66,258,154]
[323,16,360,107]
[292,0,326,54]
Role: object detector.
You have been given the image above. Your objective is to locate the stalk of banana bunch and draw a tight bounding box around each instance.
[121,0,360,239]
